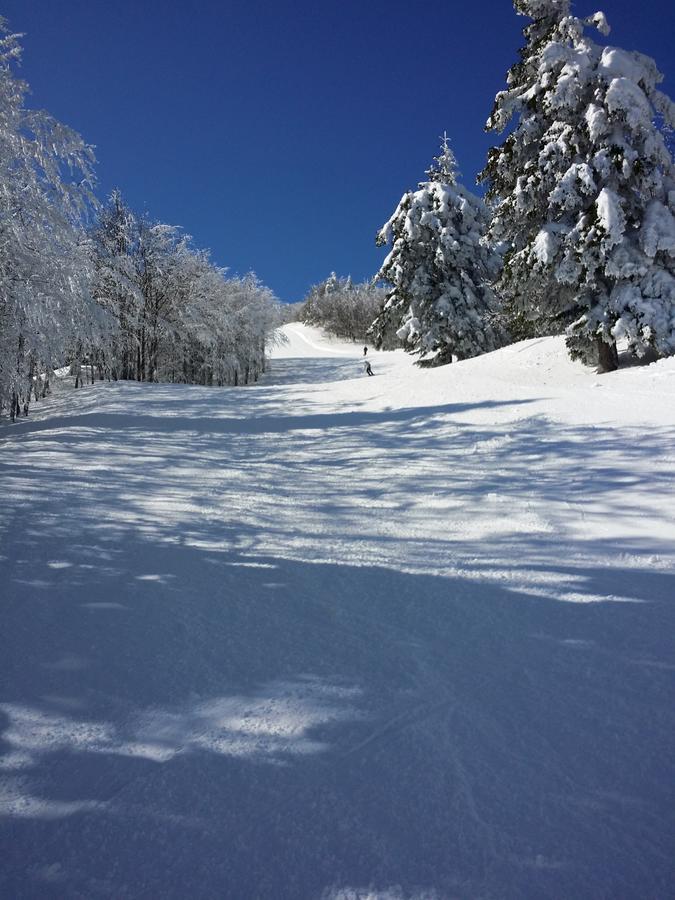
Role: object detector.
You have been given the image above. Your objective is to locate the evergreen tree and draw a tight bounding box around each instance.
[370,136,503,366]
[480,0,675,371]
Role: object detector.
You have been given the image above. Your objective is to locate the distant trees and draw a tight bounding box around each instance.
[301,273,386,343]
[370,137,504,365]
[278,301,304,325]
[480,0,675,371]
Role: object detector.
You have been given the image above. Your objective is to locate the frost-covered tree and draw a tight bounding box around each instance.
[480,0,675,371]
[90,196,183,383]
[0,17,281,418]
[370,137,504,365]
[91,193,281,388]
[0,21,97,417]
[90,191,143,380]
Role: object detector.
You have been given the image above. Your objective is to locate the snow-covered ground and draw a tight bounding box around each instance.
[1,324,674,899]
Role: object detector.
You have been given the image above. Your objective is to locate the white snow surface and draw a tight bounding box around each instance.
[1,323,674,898]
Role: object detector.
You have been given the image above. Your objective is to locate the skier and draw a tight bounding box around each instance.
[363,346,368,356]
[364,359,374,376]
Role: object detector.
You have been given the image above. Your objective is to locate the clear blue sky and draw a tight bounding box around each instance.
[4,0,674,302]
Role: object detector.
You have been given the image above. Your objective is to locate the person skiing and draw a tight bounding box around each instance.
[363,346,368,356]
[364,359,374,376]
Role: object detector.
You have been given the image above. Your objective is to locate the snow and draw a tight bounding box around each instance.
[642,199,675,258]
[584,102,608,141]
[1,323,674,898]
[532,227,559,265]
[595,186,625,248]
[599,47,654,85]
[586,11,610,36]
[605,76,653,130]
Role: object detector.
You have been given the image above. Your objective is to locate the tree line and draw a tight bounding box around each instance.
[0,22,280,421]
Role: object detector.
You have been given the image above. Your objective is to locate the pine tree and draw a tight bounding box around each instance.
[370,136,503,365]
[480,0,675,371]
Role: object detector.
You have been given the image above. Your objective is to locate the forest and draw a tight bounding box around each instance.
[2,0,674,422]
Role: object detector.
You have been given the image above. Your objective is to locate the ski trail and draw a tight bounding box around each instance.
[2,323,674,899]
[284,326,357,356]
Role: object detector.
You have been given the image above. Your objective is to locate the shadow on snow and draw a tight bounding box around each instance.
[0,384,674,899]
[1,540,674,899]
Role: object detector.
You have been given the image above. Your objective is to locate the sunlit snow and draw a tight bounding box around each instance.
[1,324,674,898]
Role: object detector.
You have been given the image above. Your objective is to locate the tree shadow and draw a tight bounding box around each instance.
[6,397,531,441]
[1,531,674,899]
[1,380,674,898]
[261,356,364,385]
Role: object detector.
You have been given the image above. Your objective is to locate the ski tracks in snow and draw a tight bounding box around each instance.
[1,324,675,898]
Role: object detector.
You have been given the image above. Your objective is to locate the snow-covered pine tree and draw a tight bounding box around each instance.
[370,136,503,365]
[480,0,675,371]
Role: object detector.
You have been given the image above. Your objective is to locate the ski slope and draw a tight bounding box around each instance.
[1,324,674,899]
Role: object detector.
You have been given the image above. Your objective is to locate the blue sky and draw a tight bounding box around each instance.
[4,0,674,301]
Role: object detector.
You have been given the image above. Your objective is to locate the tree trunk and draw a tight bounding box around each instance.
[596,336,618,373]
